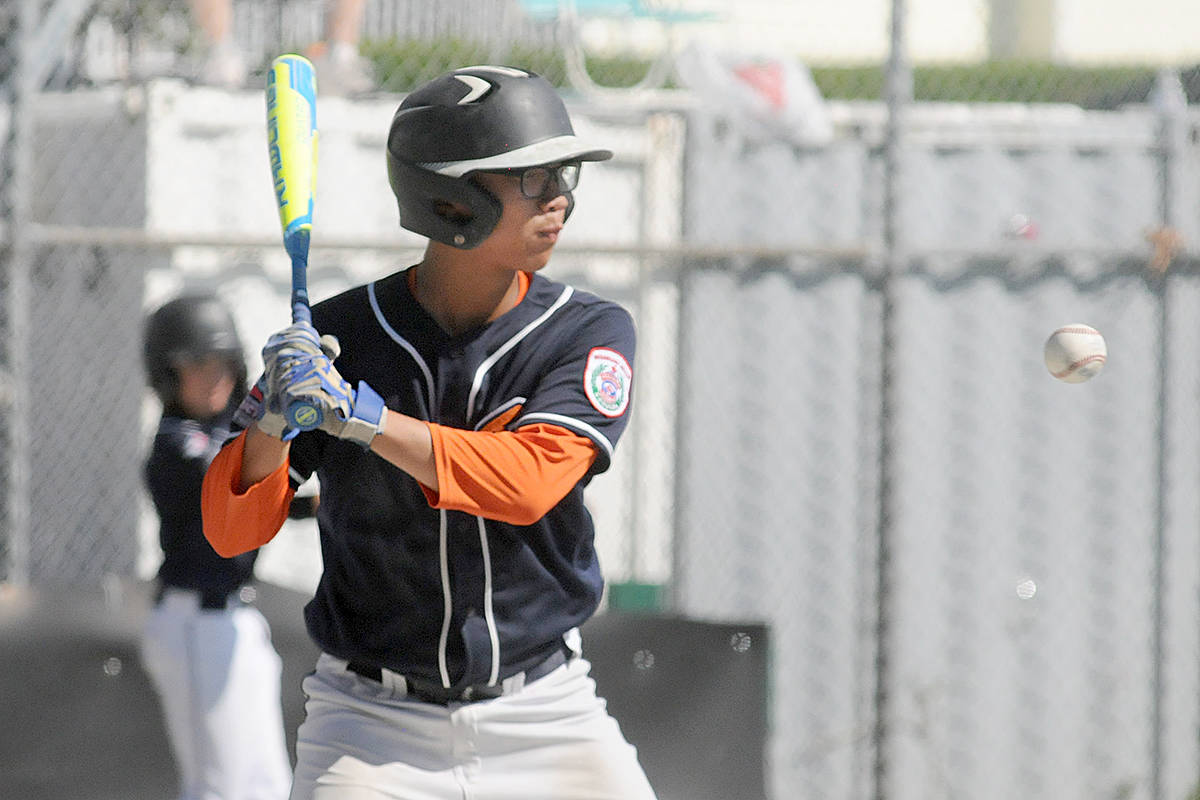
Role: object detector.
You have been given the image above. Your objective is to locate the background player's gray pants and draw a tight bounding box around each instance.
[141,590,293,800]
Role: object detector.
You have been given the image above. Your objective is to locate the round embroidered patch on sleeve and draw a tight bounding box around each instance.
[183,427,211,459]
[584,347,632,417]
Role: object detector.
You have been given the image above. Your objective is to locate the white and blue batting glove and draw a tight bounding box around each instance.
[279,355,387,447]
[261,321,324,400]
[260,323,349,441]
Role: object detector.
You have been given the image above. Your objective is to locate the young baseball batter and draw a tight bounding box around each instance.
[201,66,657,799]
[141,294,292,800]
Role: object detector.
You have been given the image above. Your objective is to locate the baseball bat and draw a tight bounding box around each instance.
[266,54,323,431]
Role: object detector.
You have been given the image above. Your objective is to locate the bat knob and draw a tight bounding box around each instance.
[287,399,323,431]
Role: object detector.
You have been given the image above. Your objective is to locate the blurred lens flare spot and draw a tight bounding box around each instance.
[1016,578,1037,600]
[632,649,655,670]
[730,632,753,652]
[103,657,123,677]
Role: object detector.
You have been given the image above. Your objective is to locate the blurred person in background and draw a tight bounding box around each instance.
[141,294,293,800]
[189,0,372,93]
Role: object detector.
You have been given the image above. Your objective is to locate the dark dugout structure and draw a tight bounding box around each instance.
[0,579,768,800]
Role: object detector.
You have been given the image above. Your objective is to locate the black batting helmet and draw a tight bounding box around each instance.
[386,65,612,249]
[143,294,247,406]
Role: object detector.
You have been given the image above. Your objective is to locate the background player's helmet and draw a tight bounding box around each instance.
[143,294,247,406]
[386,65,612,249]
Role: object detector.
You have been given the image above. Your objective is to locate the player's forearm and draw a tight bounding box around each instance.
[201,431,293,557]
[370,410,439,490]
[240,425,291,489]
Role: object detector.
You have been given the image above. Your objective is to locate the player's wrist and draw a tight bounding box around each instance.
[337,381,387,447]
[255,413,288,440]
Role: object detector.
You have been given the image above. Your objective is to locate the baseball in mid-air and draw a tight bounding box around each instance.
[1043,324,1107,383]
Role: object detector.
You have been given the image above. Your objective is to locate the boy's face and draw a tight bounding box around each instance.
[467,167,573,271]
[174,354,236,420]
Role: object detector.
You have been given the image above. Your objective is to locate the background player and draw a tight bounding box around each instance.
[187,0,371,92]
[201,66,657,799]
[141,294,292,800]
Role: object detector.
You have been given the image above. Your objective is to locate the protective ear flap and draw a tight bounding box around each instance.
[150,366,181,405]
[388,159,503,249]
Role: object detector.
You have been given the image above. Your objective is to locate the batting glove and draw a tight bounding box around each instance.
[279,354,387,447]
[261,321,324,400]
[260,322,355,441]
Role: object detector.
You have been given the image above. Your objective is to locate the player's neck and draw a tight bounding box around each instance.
[411,254,524,336]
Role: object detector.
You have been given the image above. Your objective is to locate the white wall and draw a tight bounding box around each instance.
[579,0,1200,65]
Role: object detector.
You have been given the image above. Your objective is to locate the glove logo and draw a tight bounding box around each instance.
[290,404,322,429]
[584,347,631,417]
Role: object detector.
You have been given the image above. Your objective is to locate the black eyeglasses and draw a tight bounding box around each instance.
[495,161,582,199]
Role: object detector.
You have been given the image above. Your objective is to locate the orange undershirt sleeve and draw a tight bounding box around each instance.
[201,431,295,557]
[422,423,598,526]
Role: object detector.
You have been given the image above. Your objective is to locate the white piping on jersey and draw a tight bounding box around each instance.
[472,401,602,684]
[473,399,505,686]
[477,516,501,686]
[466,286,574,421]
[514,411,615,460]
[464,285,574,681]
[474,395,528,687]
[456,281,573,681]
[474,397,527,432]
[287,466,307,485]
[368,281,453,688]
[369,282,437,400]
[437,510,452,687]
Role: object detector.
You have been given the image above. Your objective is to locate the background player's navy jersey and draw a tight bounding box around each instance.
[147,413,256,596]
[282,269,635,691]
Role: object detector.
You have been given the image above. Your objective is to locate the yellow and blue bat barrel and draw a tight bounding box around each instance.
[266,54,318,325]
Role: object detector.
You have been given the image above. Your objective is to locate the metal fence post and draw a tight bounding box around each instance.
[1149,64,1186,800]
[668,260,693,614]
[2,0,37,587]
[873,1,912,798]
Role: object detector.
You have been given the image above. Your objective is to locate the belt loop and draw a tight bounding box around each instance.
[501,671,527,694]
[563,627,582,660]
[379,667,408,697]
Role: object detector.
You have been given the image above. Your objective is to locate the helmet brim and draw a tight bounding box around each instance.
[423,135,613,178]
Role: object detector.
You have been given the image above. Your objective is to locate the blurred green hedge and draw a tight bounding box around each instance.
[361,38,1197,109]
[810,62,1195,108]
[360,38,655,93]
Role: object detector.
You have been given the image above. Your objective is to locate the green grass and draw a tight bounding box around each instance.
[361,37,1192,108]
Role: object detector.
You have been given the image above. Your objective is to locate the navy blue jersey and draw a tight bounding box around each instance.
[282,268,635,691]
[147,412,256,595]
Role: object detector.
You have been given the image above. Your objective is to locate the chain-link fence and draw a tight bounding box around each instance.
[4,1,1200,799]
